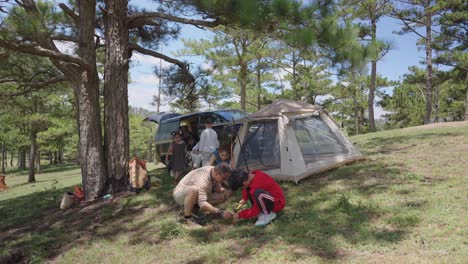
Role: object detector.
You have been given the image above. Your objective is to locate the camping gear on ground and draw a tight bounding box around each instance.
[0,175,7,191]
[128,157,150,193]
[103,194,113,199]
[232,100,365,183]
[60,192,76,210]
[73,186,85,201]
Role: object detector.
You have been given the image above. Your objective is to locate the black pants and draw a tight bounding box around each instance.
[254,189,275,214]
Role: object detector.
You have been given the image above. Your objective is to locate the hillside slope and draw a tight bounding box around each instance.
[1,122,467,263]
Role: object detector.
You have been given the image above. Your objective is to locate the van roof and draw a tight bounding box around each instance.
[161,109,248,124]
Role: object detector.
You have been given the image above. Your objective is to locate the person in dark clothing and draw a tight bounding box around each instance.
[228,169,285,226]
[165,131,187,183]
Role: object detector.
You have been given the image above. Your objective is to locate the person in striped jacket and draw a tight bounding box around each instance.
[228,169,285,226]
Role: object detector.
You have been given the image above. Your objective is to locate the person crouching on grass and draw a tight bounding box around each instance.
[173,164,233,229]
[228,169,285,227]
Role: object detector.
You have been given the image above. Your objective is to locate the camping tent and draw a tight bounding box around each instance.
[232,100,364,183]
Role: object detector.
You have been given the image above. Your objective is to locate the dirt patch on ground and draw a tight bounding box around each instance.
[402,121,468,131]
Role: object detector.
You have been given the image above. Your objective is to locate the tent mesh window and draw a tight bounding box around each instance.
[292,116,348,164]
[237,120,281,171]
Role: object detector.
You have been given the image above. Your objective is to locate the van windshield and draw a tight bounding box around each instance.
[215,110,248,121]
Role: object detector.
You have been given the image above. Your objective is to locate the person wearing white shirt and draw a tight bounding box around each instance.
[192,118,219,168]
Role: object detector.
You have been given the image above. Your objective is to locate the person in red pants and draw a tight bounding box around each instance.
[228,169,285,226]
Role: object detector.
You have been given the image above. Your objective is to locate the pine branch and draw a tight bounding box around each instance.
[58,3,79,25]
[129,44,187,68]
[0,74,67,98]
[0,39,92,71]
[391,9,426,40]
[127,12,220,29]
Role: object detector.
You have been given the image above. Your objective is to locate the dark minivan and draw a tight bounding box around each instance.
[146,109,248,164]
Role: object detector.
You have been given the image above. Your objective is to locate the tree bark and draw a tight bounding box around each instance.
[1,143,5,174]
[292,50,299,100]
[54,150,58,165]
[256,67,261,110]
[424,1,433,125]
[58,148,63,164]
[28,130,37,183]
[10,152,14,167]
[465,70,468,121]
[36,150,41,174]
[103,0,130,193]
[240,62,248,111]
[353,87,359,135]
[368,18,377,132]
[74,0,106,200]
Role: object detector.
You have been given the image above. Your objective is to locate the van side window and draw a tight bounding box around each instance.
[155,120,179,141]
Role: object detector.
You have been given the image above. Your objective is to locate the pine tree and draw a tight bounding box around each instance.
[393,0,440,125]
[339,0,392,131]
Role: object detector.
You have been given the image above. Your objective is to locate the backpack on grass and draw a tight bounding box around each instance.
[128,157,150,193]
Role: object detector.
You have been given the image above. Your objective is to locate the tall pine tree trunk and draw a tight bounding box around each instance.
[368,18,377,132]
[58,148,63,164]
[257,67,261,110]
[1,143,5,174]
[74,0,106,200]
[103,0,130,193]
[10,151,13,167]
[424,3,433,125]
[464,70,468,121]
[240,63,247,111]
[28,130,37,183]
[54,150,58,165]
[353,87,359,135]
[36,150,41,174]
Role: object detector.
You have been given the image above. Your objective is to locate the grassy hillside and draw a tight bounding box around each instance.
[1,122,467,263]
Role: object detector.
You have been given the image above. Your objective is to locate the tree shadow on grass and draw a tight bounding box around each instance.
[0,161,427,263]
[181,160,426,261]
[5,163,80,176]
[0,166,184,263]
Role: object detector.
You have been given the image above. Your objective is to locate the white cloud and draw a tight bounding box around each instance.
[128,84,170,112]
[131,53,172,69]
[374,105,389,119]
[131,72,160,86]
[200,61,214,71]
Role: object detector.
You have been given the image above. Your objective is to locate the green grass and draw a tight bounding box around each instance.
[1,123,467,263]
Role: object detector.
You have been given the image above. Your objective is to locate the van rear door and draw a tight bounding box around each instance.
[144,112,180,123]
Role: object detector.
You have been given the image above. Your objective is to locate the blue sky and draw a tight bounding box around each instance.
[127,3,428,116]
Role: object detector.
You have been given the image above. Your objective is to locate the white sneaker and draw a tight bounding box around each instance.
[255,212,276,227]
[254,213,266,226]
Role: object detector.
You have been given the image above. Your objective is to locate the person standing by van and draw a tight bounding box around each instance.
[165,131,188,184]
[192,118,219,168]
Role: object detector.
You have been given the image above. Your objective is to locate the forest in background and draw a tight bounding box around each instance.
[0,0,465,199]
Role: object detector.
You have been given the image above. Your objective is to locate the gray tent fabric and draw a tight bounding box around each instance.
[233,100,364,183]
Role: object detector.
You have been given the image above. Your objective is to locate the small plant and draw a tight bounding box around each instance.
[399,172,424,182]
[159,220,184,240]
[336,194,352,212]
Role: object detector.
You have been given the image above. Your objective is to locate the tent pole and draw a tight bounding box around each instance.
[232,117,250,173]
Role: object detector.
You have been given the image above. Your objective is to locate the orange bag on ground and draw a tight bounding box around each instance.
[0,175,7,191]
[73,186,85,201]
